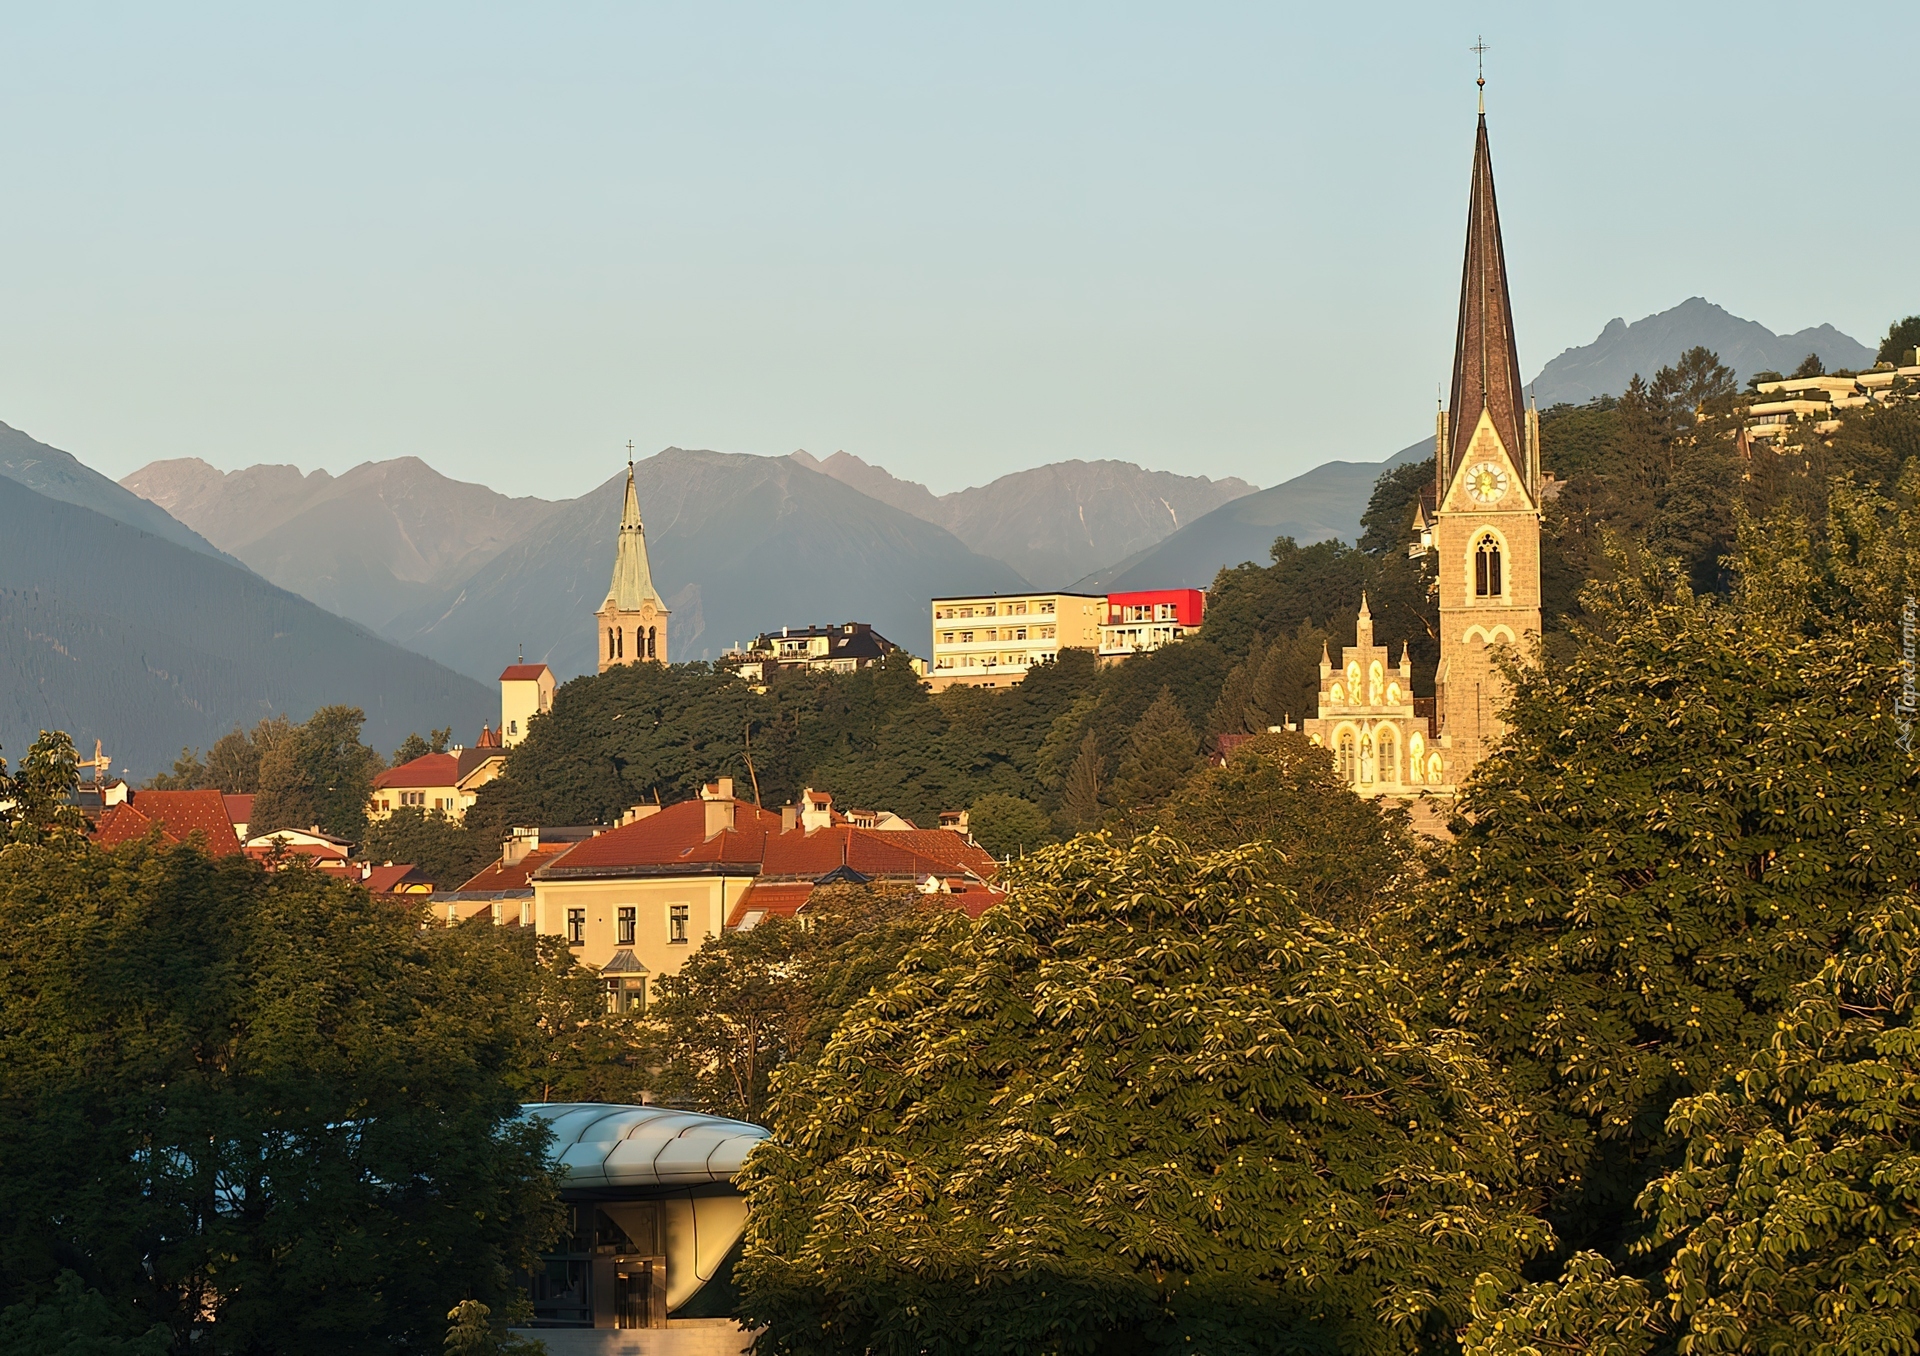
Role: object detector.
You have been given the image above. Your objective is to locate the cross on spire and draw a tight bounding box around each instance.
[1470,36,1490,111]
[626,439,635,472]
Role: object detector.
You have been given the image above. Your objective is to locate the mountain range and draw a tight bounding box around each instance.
[0,459,492,780]
[1528,297,1877,407]
[1,295,1874,777]
[791,450,1254,587]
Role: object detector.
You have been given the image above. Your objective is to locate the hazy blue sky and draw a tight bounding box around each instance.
[0,3,1913,499]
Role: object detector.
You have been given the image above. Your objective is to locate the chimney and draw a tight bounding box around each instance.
[619,804,661,827]
[704,797,734,840]
[800,788,833,832]
[699,777,735,801]
[501,826,539,868]
[781,803,798,833]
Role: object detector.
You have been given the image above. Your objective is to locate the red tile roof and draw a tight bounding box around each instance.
[362,864,433,894]
[456,843,578,892]
[223,794,255,826]
[726,882,816,927]
[93,791,245,856]
[500,664,551,682]
[538,797,998,885]
[374,752,461,791]
[246,840,351,865]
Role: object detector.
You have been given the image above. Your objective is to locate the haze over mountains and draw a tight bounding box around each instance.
[0,294,1869,778]
[125,457,560,634]
[1529,297,1877,407]
[0,465,491,780]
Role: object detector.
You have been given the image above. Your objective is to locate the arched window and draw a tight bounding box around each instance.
[1378,726,1398,783]
[1475,534,1503,598]
[1336,729,1356,782]
[647,626,657,659]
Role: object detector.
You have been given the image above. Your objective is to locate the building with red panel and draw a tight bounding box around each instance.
[1098,588,1206,662]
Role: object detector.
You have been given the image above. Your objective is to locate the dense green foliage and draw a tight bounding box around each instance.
[362,807,497,887]
[965,793,1052,858]
[737,834,1547,1355]
[638,887,964,1122]
[1878,313,1920,365]
[0,836,563,1353]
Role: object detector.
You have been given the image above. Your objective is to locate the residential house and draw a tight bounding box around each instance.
[91,790,245,856]
[724,622,914,683]
[369,730,507,823]
[1098,588,1206,662]
[524,780,998,1011]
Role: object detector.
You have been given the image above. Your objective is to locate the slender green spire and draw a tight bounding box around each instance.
[606,466,665,612]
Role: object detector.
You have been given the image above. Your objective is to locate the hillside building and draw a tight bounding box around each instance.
[1746,364,1920,444]
[724,622,912,683]
[368,729,506,823]
[1098,588,1206,663]
[500,662,555,746]
[928,592,1103,691]
[91,789,245,856]
[596,463,670,673]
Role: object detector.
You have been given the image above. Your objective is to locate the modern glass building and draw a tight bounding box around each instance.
[514,1103,766,1353]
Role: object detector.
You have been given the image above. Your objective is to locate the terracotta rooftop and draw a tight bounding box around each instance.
[223,794,256,826]
[538,797,997,885]
[91,791,244,856]
[500,663,552,682]
[373,747,503,791]
[457,843,578,892]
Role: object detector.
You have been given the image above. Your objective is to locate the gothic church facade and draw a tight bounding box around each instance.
[1306,99,1541,800]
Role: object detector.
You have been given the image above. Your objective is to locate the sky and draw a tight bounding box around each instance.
[0,3,1913,500]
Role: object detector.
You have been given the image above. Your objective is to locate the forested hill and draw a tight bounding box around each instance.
[0,474,491,779]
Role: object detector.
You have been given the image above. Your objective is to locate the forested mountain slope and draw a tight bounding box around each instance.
[0,474,491,779]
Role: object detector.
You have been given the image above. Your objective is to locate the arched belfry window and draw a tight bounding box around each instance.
[1475,534,1503,599]
[1336,729,1356,783]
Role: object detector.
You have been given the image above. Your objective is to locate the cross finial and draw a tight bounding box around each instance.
[1470,36,1489,112]
[626,439,635,472]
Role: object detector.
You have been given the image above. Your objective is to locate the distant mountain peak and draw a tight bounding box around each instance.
[1530,298,1875,406]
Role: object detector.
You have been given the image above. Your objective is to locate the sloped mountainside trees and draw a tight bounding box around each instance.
[736,834,1548,1356]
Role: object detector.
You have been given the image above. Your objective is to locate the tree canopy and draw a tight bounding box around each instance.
[737,834,1547,1356]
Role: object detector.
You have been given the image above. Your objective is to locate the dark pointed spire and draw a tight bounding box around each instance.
[1444,109,1527,488]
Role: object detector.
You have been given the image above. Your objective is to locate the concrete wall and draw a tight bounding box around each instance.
[511,1319,752,1356]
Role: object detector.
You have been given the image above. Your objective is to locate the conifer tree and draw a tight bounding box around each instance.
[1060,729,1105,829]
[1107,687,1199,812]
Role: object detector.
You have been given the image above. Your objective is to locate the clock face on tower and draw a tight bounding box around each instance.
[1465,461,1509,504]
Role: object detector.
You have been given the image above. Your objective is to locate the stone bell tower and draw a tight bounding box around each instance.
[1431,92,1542,781]
[596,460,670,673]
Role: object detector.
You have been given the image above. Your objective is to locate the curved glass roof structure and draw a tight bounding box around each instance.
[521,1102,768,1191]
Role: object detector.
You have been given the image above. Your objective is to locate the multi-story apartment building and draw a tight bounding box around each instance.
[1098,588,1206,663]
[928,592,1104,691]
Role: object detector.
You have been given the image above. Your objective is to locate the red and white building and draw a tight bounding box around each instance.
[1098,588,1206,663]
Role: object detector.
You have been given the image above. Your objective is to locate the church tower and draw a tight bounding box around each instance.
[596,463,670,673]
[1431,97,1541,779]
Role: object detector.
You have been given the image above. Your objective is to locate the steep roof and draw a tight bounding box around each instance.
[94,790,245,856]
[500,663,552,682]
[223,793,255,826]
[604,467,667,613]
[1444,110,1528,488]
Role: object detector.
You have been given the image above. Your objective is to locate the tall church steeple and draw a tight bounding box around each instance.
[596,456,671,672]
[1429,92,1543,785]
[1439,110,1531,496]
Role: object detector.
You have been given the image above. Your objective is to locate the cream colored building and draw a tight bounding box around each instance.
[928,592,1103,691]
[1747,365,1920,442]
[499,662,555,747]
